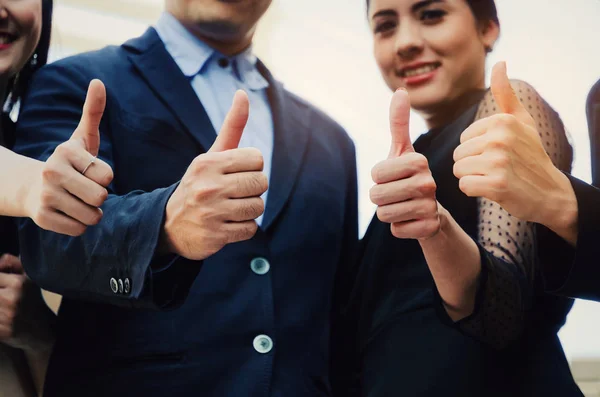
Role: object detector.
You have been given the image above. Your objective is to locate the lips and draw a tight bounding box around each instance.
[398,62,441,78]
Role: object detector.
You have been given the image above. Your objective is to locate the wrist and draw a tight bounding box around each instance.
[540,169,578,245]
[19,158,44,219]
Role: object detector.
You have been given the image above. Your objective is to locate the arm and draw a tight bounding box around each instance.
[451,63,574,345]
[14,62,197,309]
[16,63,268,309]
[0,147,42,218]
[1,80,113,237]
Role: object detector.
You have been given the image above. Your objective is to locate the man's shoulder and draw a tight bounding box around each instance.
[282,87,355,150]
[45,45,129,76]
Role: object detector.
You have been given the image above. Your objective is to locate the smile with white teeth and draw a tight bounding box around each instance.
[401,63,440,78]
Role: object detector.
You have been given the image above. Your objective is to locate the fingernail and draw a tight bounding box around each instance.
[396,87,407,92]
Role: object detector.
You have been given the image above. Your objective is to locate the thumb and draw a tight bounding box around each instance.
[491,62,535,127]
[209,90,249,153]
[72,79,106,157]
[388,88,414,158]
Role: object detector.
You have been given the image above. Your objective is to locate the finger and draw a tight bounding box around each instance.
[72,79,106,156]
[370,175,436,206]
[223,220,259,244]
[376,198,438,224]
[210,90,249,153]
[388,88,414,158]
[458,175,495,199]
[372,152,428,184]
[224,197,265,222]
[42,186,103,226]
[391,217,441,240]
[55,162,110,207]
[219,148,264,174]
[34,210,88,237]
[224,172,268,199]
[453,155,490,179]
[0,255,23,274]
[454,131,490,162]
[490,62,535,127]
[66,146,113,187]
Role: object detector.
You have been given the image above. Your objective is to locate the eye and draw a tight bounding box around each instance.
[420,9,446,24]
[374,20,397,34]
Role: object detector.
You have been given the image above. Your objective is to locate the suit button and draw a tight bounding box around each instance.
[110,278,119,294]
[124,278,131,294]
[253,334,273,354]
[250,258,270,275]
[118,279,124,294]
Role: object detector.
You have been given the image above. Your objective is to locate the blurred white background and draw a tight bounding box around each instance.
[50,0,599,361]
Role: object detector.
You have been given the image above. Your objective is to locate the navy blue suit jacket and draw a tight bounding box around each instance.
[15,28,358,397]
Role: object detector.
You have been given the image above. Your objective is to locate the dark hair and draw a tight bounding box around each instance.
[366,0,500,27]
[5,0,53,113]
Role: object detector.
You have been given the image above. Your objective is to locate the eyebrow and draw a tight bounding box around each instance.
[372,0,444,19]
[412,0,444,13]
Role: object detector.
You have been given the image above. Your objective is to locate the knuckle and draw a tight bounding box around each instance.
[53,142,71,158]
[194,182,221,201]
[376,206,391,222]
[491,174,508,191]
[390,223,405,239]
[412,153,429,170]
[371,161,386,183]
[41,163,60,184]
[39,189,55,207]
[369,186,382,205]
[418,176,437,196]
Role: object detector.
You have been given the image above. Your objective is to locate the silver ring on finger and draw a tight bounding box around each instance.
[81,157,96,176]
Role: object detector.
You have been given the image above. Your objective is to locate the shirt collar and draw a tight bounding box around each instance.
[155,12,268,91]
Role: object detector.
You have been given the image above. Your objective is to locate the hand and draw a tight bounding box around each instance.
[453,62,576,229]
[163,90,268,260]
[25,79,114,236]
[0,254,54,351]
[370,88,441,240]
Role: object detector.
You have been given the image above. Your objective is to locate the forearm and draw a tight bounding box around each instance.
[419,205,481,321]
[0,147,42,218]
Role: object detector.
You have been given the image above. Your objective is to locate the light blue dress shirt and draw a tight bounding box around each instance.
[155,12,274,226]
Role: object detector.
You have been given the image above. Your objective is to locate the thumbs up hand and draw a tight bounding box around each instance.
[453,62,570,224]
[163,90,268,260]
[370,89,441,240]
[25,79,114,236]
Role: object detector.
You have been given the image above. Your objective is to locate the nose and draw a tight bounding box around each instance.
[394,20,424,60]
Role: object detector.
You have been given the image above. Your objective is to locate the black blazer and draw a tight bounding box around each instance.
[541,175,600,302]
[587,78,600,187]
[14,28,358,397]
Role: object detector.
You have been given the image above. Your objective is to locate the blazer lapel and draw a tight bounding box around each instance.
[122,28,217,152]
[257,62,311,230]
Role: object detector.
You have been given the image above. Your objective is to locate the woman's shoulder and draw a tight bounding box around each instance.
[477,79,558,118]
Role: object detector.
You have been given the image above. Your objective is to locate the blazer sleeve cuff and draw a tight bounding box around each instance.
[542,175,600,301]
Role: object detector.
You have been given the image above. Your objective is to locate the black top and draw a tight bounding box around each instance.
[331,92,582,396]
[0,114,19,256]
